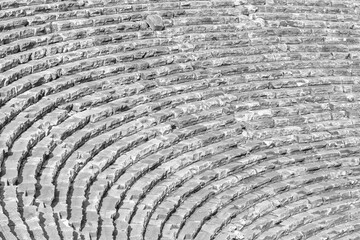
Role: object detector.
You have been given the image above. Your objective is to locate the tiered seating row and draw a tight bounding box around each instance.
[0,0,360,239]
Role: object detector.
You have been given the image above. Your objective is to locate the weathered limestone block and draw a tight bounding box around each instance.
[146,14,165,31]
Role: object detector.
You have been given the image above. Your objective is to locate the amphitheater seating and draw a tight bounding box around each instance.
[2,0,360,239]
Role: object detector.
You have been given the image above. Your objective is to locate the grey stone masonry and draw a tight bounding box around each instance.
[0,0,360,239]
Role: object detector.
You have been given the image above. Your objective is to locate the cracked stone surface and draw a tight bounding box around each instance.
[1,0,360,239]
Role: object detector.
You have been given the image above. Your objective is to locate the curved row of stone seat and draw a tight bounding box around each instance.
[217,182,360,240]
[0,2,247,35]
[0,38,174,79]
[311,220,360,240]
[100,115,360,237]
[127,128,360,235]
[0,1,82,19]
[0,71,352,189]
[1,70,352,189]
[0,0,360,239]
[0,0,80,9]
[134,118,360,215]
[0,54,352,236]
[200,181,360,239]
[87,119,243,222]
[0,4,252,57]
[259,4,359,14]
[0,0,204,20]
[4,24,354,78]
[2,107,348,238]
[1,10,255,45]
[181,162,360,240]
[0,188,25,240]
[44,72,356,115]
[117,141,260,239]
[0,54,347,124]
[0,0,356,21]
[0,52,348,120]
[241,182,360,240]
[16,109,72,188]
[2,64,348,190]
[267,0,359,7]
[5,0,230,14]
[70,109,234,211]
[5,29,352,103]
[40,0,360,238]
[77,0,360,9]
[44,83,235,162]
[0,77,113,184]
[0,50,176,142]
[0,30,161,74]
[265,20,357,31]
[35,79,258,238]
[66,126,170,230]
[2,185,34,240]
[56,94,352,204]
[160,161,357,239]
[2,135,74,240]
[0,15,352,159]
[0,76,114,238]
[4,107,72,239]
[82,126,243,238]
[149,124,358,214]
[69,94,358,238]
[1,53,352,166]
[0,13,356,82]
[3,33,354,99]
[136,153,277,239]
[256,10,359,21]
[24,88,233,223]
[310,225,360,240]
[143,133,360,239]
[57,101,231,190]
[163,162,358,239]
[269,204,360,239]
[0,0,358,231]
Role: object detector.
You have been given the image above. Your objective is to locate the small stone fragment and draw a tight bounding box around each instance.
[146,15,165,31]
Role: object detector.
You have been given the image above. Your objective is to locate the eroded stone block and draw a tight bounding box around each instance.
[146,15,165,31]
